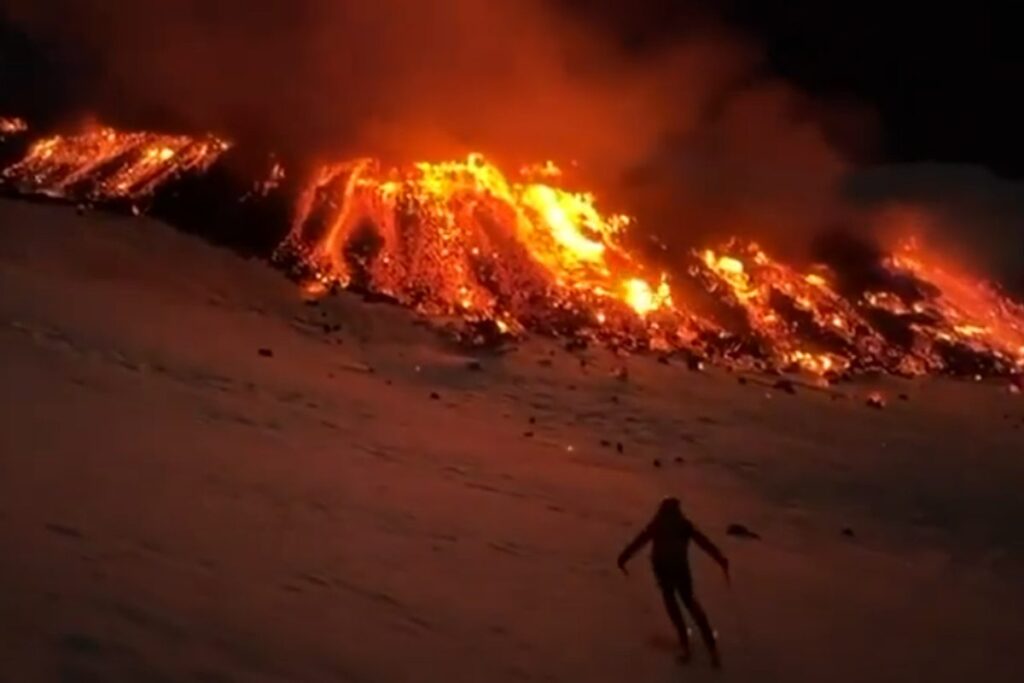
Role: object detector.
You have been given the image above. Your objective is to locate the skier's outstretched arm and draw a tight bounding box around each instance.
[617,525,653,575]
[692,527,730,581]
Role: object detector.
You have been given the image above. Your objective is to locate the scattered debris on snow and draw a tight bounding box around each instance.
[726,523,761,540]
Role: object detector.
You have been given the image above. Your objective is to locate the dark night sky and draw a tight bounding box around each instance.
[732,2,1024,177]
[577,1,1024,176]
[1,1,1022,177]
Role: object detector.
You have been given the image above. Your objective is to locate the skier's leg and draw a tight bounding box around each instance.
[658,580,691,657]
[681,592,720,668]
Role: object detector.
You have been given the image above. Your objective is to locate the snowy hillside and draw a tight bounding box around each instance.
[1,199,1022,682]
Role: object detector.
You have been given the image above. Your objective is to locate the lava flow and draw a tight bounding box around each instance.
[866,238,1024,374]
[1,124,229,200]
[2,117,1022,379]
[279,153,683,342]
[0,117,28,139]
[692,241,890,374]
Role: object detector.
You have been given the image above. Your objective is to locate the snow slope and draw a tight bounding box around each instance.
[1,199,1023,682]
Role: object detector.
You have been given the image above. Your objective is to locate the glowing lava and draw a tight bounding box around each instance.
[0,117,28,138]
[281,153,677,331]
[3,117,1023,378]
[693,241,891,374]
[872,238,1024,373]
[1,124,229,200]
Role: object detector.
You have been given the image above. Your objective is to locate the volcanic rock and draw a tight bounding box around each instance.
[564,338,588,352]
[726,523,760,540]
[360,290,401,306]
[866,393,886,409]
[774,379,797,395]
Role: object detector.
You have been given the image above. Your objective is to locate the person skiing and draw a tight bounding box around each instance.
[617,497,730,667]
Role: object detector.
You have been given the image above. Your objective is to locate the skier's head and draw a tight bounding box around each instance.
[656,496,683,522]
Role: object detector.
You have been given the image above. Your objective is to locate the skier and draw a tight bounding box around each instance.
[617,497,730,667]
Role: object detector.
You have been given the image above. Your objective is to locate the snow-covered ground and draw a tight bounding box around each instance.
[1,199,1022,682]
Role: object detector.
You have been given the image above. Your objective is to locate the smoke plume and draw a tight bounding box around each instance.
[4,0,865,257]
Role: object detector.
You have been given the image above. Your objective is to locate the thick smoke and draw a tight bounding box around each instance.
[4,0,864,258]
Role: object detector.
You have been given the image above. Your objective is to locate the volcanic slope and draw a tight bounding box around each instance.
[1,199,1023,683]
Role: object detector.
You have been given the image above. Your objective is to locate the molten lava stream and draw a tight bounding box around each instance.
[875,239,1024,373]
[0,117,28,138]
[1,124,229,200]
[283,153,684,344]
[3,116,1024,377]
[691,240,893,375]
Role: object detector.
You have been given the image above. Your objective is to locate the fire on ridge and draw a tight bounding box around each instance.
[280,153,680,337]
[1,119,1022,379]
[1,124,229,200]
[0,117,28,138]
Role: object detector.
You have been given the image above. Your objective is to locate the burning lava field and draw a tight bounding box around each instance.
[1,118,1024,682]
[2,118,1023,380]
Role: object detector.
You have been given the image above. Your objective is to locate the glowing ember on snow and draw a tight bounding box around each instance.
[1,124,229,200]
